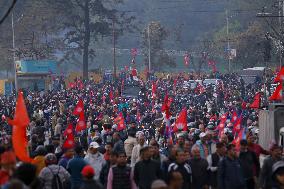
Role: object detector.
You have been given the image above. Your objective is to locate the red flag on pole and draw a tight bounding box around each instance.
[173,108,187,132]
[233,116,242,134]
[75,113,86,132]
[8,91,32,163]
[275,67,284,82]
[269,83,283,101]
[231,111,238,123]
[232,128,244,150]
[250,92,261,109]
[63,132,75,149]
[161,94,171,127]
[63,123,73,137]
[73,99,84,116]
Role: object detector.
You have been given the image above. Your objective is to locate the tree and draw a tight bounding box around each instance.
[59,0,136,80]
[141,21,176,72]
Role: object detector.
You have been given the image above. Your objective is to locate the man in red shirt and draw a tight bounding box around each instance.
[247,134,269,158]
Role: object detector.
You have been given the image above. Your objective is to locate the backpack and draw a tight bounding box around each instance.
[48,166,64,189]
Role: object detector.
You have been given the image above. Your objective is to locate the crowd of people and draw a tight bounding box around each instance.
[0,72,283,189]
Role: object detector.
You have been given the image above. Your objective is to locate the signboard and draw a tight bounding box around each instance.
[16,60,57,74]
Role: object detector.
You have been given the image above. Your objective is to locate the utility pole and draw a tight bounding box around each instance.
[112,17,116,81]
[226,10,231,72]
[148,23,151,73]
[11,12,18,94]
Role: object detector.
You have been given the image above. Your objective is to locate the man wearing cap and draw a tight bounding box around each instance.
[131,132,147,167]
[271,160,284,188]
[80,165,103,189]
[84,141,106,180]
[39,153,71,189]
[196,132,210,159]
[259,144,283,189]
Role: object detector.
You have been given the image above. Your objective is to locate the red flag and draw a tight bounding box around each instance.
[73,99,84,116]
[233,116,242,134]
[241,101,247,110]
[75,113,86,132]
[68,82,75,89]
[63,123,73,137]
[173,108,187,132]
[161,94,171,127]
[269,83,283,101]
[131,68,138,77]
[250,92,261,109]
[217,112,227,130]
[63,132,75,149]
[232,128,244,150]
[275,67,284,82]
[8,91,32,163]
[231,111,238,123]
[8,91,30,127]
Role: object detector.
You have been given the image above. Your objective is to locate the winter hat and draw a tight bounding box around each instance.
[81,165,95,178]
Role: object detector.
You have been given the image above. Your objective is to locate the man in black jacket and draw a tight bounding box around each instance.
[239,139,260,189]
[107,151,135,189]
[207,142,227,189]
[259,144,283,189]
[189,145,209,189]
[134,146,162,189]
[168,149,192,189]
[218,144,246,189]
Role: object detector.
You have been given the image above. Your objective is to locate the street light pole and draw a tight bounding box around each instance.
[11,12,18,94]
[112,17,116,81]
[226,10,231,72]
[148,23,151,73]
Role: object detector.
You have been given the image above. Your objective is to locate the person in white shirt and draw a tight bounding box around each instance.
[84,141,106,180]
[131,132,147,167]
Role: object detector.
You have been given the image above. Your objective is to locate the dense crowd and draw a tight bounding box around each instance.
[0,72,283,189]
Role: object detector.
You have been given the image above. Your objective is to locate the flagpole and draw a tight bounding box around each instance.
[148,23,151,73]
[12,12,18,94]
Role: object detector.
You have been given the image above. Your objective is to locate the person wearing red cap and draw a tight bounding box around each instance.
[80,165,103,189]
[0,151,17,185]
